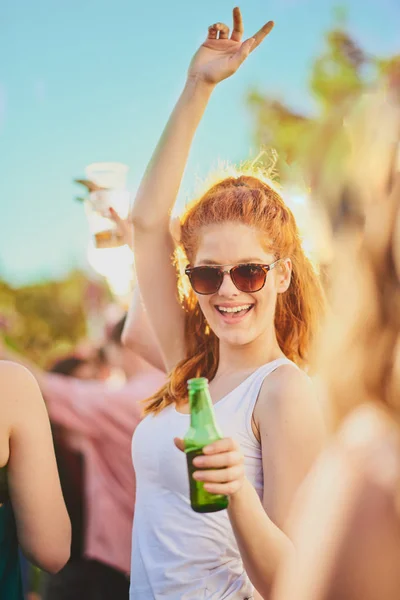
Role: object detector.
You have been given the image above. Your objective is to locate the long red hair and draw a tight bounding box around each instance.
[144,175,325,415]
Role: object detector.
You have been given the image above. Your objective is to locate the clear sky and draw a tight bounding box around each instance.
[1,0,399,284]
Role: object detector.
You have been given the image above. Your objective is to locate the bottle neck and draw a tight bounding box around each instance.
[189,388,215,428]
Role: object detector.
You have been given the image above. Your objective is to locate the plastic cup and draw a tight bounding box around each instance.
[83,162,130,248]
[85,162,128,190]
[84,189,131,249]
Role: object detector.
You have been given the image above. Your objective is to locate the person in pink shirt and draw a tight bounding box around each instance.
[41,353,110,600]
[2,316,165,599]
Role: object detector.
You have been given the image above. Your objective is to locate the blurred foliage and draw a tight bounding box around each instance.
[247,13,400,175]
[0,271,111,367]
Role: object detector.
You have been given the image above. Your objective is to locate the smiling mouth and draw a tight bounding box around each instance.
[215,305,254,318]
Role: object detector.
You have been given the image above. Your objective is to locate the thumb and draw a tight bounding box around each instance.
[174,437,186,453]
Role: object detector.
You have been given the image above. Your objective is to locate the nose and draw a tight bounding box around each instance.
[218,271,239,297]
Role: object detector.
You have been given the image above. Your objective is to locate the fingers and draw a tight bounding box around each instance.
[228,18,273,72]
[193,465,243,484]
[231,7,244,42]
[174,437,185,452]
[208,22,230,40]
[203,481,243,496]
[192,439,245,496]
[208,25,218,40]
[250,20,274,51]
[75,178,103,192]
[193,449,243,469]
[208,14,274,48]
[108,207,133,248]
[203,437,239,454]
[229,37,255,70]
[178,437,245,496]
[108,206,123,225]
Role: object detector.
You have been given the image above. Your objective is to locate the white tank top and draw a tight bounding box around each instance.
[130,358,295,600]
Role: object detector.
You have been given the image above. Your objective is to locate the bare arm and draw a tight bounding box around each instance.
[228,367,326,597]
[272,405,400,600]
[258,367,327,527]
[131,79,214,371]
[3,362,71,573]
[0,346,143,439]
[105,211,167,370]
[182,366,326,598]
[122,286,168,372]
[130,9,273,371]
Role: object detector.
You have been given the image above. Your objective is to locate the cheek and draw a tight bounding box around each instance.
[264,272,280,297]
[253,283,277,314]
[196,296,214,319]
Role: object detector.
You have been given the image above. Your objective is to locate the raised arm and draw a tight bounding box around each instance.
[121,286,167,372]
[130,8,274,371]
[2,362,71,573]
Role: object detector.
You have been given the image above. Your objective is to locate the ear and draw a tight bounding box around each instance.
[276,258,292,294]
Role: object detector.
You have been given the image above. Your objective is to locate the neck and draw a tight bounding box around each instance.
[216,327,284,377]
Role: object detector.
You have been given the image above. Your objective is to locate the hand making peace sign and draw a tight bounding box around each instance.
[188,7,274,86]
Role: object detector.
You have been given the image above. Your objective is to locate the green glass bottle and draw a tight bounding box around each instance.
[184,377,229,513]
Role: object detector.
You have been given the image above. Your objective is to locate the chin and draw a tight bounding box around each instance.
[214,327,257,347]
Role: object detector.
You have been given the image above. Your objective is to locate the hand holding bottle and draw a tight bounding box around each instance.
[174,436,246,497]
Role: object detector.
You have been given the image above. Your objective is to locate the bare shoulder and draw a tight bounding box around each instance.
[0,360,44,412]
[255,363,316,417]
[0,360,39,388]
[253,362,325,444]
[263,363,313,396]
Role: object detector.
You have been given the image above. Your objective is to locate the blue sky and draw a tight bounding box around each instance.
[1,0,399,284]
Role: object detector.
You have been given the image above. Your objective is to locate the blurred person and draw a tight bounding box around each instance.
[0,360,71,600]
[1,317,165,600]
[41,355,105,600]
[271,75,400,600]
[50,354,101,380]
[93,346,112,381]
[52,347,112,382]
[124,8,326,600]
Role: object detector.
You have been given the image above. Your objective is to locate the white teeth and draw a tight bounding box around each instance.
[217,305,252,314]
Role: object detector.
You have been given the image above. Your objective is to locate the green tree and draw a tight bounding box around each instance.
[247,15,400,173]
[0,271,111,367]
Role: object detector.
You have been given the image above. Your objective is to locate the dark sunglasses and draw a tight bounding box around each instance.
[185,260,282,295]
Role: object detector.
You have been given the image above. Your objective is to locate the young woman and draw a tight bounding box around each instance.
[127,8,326,599]
[0,361,71,600]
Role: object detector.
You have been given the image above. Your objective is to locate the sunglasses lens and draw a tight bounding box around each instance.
[231,265,266,292]
[188,267,222,294]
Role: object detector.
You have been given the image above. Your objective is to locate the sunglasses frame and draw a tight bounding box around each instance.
[185,259,283,295]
